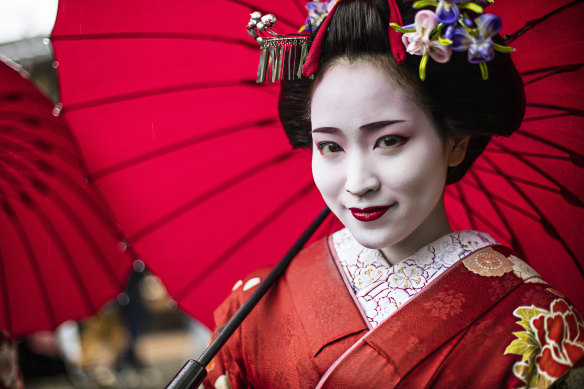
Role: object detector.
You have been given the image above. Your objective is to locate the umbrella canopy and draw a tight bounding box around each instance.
[0,59,133,338]
[50,0,338,329]
[444,0,584,311]
[50,0,584,329]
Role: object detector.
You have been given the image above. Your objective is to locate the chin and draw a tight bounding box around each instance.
[343,222,403,250]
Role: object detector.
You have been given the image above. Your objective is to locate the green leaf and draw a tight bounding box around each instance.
[505,337,531,356]
[413,0,438,9]
[459,3,484,14]
[493,43,515,53]
[513,305,545,331]
[479,62,489,80]
[420,54,429,81]
[390,23,416,34]
[438,36,452,46]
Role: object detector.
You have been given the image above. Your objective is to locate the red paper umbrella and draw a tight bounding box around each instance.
[50,0,338,329]
[50,0,584,330]
[0,59,133,338]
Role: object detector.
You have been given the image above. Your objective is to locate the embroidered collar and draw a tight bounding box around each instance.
[331,229,498,327]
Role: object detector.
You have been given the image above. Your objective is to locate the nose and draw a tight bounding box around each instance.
[344,155,380,196]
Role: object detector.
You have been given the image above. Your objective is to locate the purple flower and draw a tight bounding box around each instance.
[436,0,460,24]
[402,10,452,63]
[299,0,337,32]
[450,13,502,63]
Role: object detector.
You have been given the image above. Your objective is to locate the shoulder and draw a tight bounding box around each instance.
[212,266,272,326]
[463,247,584,387]
[213,236,331,325]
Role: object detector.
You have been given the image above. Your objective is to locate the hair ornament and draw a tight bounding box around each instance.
[247,11,311,83]
[299,0,339,33]
[391,0,514,80]
[302,0,407,77]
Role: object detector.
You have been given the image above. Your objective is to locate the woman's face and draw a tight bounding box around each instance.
[311,61,459,261]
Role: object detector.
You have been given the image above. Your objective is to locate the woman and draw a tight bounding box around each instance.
[204,0,584,387]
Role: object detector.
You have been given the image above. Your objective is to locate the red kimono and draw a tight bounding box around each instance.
[204,233,584,388]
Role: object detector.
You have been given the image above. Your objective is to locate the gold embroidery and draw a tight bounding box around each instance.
[463,247,513,277]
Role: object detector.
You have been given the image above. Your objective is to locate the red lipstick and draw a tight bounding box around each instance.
[349,206,391,222]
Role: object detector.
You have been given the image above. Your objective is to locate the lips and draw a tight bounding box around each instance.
[349,206,391,222]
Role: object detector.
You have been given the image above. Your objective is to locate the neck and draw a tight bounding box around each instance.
[380,198,452,266]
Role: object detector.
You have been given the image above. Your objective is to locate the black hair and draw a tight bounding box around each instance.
[278,0,525,184]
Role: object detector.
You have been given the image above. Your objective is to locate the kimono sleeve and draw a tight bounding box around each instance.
[203,270,269,389]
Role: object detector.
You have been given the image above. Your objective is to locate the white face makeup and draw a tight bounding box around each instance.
[311,61,455,263]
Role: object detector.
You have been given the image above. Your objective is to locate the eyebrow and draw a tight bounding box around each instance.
[312,120,405,134]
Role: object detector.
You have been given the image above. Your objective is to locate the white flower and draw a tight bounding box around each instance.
[389,264,426,289]
[402,10,451,63]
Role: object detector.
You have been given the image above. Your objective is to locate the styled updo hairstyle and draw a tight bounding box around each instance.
[278,0,525,184]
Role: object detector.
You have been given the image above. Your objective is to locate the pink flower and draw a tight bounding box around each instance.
[402,10,451,63]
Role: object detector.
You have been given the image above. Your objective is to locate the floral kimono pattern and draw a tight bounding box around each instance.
[204,231,584,389]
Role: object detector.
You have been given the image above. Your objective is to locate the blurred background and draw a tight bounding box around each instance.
[0,2,212,388]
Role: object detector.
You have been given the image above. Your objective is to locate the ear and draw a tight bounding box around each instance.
[447,136,470,167]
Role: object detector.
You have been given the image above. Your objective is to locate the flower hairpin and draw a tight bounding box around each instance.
[246,11,279,45]
[391,0,514,80]
[299,0,339,33]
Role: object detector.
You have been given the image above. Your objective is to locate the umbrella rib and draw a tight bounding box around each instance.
[0,251,13,334]
[126,151,298,244]
[0,125,86,176]
[488,140,583,207]
[525,103,584,118]
[521,63,584,86]
[481,155,584,277]
[504,0,582,44]
[0,119,74,148]
[0,190,58,331]
[0,91,48,109]
[460,178,540,222]
[0,138,125,234]
[471,165,563,196]
[512,131,583,160]
[174,180,316,301]
[453,184,477,230]
[466,171,523,252]
[50,32,255,49]
[524,113,580,122]
[89,117,277,181]
[484,148,572,163]
[0,110,68,133]
[445,189,511,243]
[457,176,526,259]
[449,183,513,242]
[61,79,256,113]
[0,152,127,293]
[1,171,98,317]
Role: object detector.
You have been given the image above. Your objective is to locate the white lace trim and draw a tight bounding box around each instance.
[332,229,498,327]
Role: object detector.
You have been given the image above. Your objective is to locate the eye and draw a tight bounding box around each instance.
[374,135,408,149]
[317,142,343,155]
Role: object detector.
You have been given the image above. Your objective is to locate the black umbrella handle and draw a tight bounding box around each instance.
[166,206,331,389]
